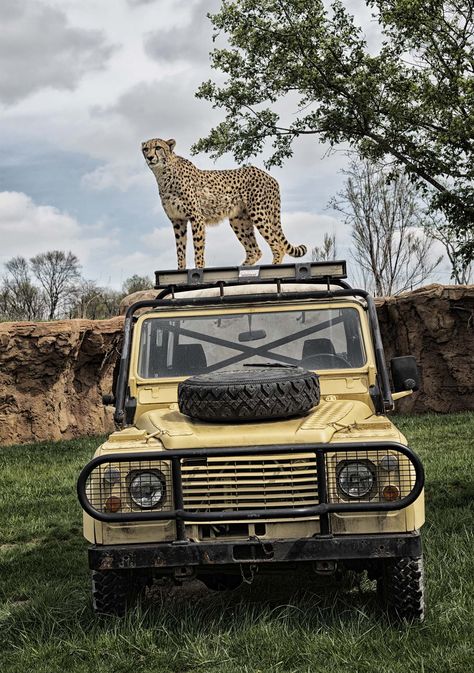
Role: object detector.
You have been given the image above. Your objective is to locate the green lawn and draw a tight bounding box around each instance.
[0,413,473,673]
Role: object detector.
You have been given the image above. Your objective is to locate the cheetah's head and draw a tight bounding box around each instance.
[141,138,176,169]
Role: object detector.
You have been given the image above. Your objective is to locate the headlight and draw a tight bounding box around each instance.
[337,461,375,498]
[103,466,121,484]
[379,454,399,472]
[129,471,165,509]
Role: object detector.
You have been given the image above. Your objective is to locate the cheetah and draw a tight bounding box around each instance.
[142,137,307,269]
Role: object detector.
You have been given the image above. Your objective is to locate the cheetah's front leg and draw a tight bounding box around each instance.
[172,219,188,270]
[189,216,206,268]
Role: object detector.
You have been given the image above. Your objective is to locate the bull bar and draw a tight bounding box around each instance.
[77,441,424,541]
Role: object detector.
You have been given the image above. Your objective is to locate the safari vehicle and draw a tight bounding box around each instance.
[77,261,425,619]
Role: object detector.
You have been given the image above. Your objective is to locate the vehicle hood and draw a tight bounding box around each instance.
[135,400,398,449]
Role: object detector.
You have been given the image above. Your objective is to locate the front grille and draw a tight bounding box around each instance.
[181,453,319,511]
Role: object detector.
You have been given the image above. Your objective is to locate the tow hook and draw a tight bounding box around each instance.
[250,536,274,559]
[313,560,337,575]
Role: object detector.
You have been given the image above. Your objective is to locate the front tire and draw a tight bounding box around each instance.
[91,570,148,616]
[378,556,425,621]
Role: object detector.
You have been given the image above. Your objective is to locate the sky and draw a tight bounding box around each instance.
[0,0,451,289]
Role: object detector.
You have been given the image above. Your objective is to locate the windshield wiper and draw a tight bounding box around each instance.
[243,362,298,368]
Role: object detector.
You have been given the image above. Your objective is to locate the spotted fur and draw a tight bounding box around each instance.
[142,138,307,269]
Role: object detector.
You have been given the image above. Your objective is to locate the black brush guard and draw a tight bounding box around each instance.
[77,441,424,541]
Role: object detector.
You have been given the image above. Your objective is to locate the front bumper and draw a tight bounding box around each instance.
[89,532,422,571]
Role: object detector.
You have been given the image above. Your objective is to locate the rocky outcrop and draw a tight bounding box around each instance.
[376,284,473,413]
[0,318,123,445]
[0,284,472,445]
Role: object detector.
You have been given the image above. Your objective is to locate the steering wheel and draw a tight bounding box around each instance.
[302,353,351,370]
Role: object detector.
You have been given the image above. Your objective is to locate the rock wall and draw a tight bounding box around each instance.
[0,318,123,445]
[376,284,473,414]
[0,285,472,445]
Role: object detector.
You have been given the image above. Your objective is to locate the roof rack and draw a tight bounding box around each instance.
[154,261,347,290]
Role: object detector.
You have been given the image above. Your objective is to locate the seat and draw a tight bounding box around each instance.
[301,337,342,370]
[302,338,335,359]
[147,346,167,377]
[172,344,207,376]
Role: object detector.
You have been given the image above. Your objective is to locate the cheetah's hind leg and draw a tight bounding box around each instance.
[229,216,262,266]
[250,222,284,265]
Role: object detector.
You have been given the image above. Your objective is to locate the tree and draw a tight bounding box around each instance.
[2,256,45,321]
[425,216,472,284]
[312,233,337,262]
[30,250,81,320]
[122,274,153,296]
[332,160,442,296]
[68,280,121,319]
[194,0,474,263]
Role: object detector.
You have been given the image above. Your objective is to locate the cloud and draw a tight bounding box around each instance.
[93,75,217,146]
[0,191,116,268]
[81,162,147,192]
[0,0,115,105]
[144,0,221,64]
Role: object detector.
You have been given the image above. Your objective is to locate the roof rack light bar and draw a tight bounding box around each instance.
[155,261,347,289]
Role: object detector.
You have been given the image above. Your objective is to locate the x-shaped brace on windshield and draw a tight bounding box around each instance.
[161,315,344,373]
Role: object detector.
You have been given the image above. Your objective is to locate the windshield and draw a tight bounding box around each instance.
[137,307,366,379]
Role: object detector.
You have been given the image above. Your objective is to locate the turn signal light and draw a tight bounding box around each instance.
[382,485,400,501]
[105,496,122,513]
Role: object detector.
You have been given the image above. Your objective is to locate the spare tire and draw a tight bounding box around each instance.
[178,366,320,422]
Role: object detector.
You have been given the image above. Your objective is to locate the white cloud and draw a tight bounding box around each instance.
[144,0,221,64]
[94,74,222,152]
[0,191,116,268]
[0,0,115,105]
[81,163,148,192]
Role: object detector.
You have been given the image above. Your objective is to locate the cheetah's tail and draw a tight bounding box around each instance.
[285,242,307,258]
[273,203,307,259]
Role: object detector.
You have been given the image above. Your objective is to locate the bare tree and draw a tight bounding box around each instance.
[70,280,122,319]
[122,274,153,296]
[312,233,337,262]
[30,250,81,320]
[331,161,442,296]
[2,256,45,320]
[425,216,472,284]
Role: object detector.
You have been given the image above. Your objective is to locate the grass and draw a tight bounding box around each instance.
[0,412,473,673]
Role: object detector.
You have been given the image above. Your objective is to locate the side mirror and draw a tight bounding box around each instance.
[391,356,420,392]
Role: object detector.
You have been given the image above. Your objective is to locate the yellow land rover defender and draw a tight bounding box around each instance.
[77,262,425,619]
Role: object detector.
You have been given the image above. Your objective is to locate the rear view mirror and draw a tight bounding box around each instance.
[238,314,267,342]
[391,356,420,392]
[238,329,267,342]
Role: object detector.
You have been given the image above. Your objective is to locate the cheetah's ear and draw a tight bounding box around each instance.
[166,139,176,152]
